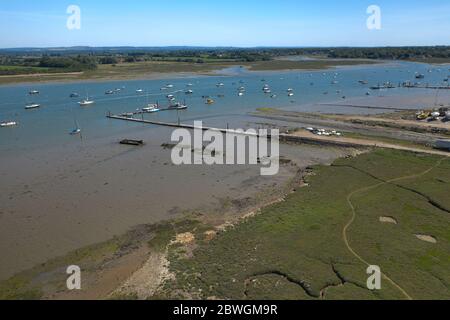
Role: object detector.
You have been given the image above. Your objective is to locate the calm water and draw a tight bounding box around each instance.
[0,61,448,154]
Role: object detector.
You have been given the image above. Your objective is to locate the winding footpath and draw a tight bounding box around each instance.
[342,158,445,300]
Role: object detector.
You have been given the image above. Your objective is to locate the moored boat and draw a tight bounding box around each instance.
[70,128,81,135]
[25,103,41,110]
[169,102,188,110]
[79,99,95,106]
[78,92,95,106]
[0,121,18,127]
[142,104,160,113]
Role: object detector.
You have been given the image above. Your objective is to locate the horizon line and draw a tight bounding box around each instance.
[1,44,450,50]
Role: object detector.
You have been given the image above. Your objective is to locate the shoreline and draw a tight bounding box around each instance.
[0,59,384,87]
[5,146,448,300]
[0,70,211,87]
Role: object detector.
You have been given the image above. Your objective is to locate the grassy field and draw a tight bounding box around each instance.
[0,59,380,85]
[155,149,450,300]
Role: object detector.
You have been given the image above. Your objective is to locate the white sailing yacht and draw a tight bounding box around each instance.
[142,104,160,113]
[79,93,95,106]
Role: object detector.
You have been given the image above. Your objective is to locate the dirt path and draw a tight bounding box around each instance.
[290,131,450,157]
[331,114,450,130]
[342,158,444,300]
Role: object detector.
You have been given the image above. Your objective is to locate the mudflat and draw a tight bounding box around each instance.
[0,123,348,281]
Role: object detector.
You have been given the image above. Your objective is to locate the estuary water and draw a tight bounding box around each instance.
[1,61,449,154]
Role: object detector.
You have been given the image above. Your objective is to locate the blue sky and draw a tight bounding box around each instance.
[0,0,449,48]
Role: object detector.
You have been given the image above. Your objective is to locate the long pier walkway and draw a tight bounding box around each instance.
[107,114,268,137]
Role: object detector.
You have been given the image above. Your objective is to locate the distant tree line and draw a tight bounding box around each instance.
[0,54,98,73]
[1,46,449,75]
[38,55,97,70]
[324,47,450,60]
